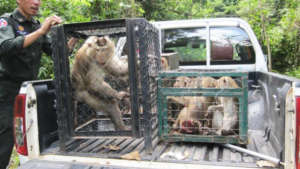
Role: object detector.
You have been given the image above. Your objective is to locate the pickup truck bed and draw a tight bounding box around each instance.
[40,81,277,168]
[43,130,272,168]
[17,18,300,169]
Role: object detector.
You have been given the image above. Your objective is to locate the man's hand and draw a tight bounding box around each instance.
[68,37,78,51]
[23,15,62,48]
[38,15,62,35]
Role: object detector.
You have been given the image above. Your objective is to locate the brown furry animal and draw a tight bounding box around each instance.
[167,76,192,106]
[173,76,217,134]
[71,36,129,130]
[95,36,129,78]
[161,57,169,71]
[209,76,239,135]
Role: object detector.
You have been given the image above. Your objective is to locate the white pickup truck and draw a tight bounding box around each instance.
[14,18,300,169]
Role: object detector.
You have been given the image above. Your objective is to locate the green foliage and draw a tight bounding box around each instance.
[170,44,206,62]
[237,0,300,72]
[138,0,238,21]
[0,0,299,79]
[39,0,91,23]
[0,0,16,16]
[38,54,54,79]
[271,2,300,72]
[8,148,19,169]
[284,66,300,79]
[89,0,144,20]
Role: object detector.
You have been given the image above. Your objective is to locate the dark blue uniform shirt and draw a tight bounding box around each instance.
[0,8,52,83]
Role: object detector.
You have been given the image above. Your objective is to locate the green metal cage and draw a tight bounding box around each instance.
[157,71,248,144]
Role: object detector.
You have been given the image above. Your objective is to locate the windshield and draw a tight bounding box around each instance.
[162,26,255,65]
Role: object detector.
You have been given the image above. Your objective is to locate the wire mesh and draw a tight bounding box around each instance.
[167,95,241,136]
[157,72,248,144]
[69,35,131,134]
[52,19,161,151]
[134,19,161,152]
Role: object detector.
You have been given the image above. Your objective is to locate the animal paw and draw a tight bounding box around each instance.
[116,91,129,100]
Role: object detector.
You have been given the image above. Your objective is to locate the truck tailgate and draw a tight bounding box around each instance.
[17,159,142,169]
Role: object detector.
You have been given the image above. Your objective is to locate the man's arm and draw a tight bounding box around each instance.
[0,15,62,57]
[23,15,62,48]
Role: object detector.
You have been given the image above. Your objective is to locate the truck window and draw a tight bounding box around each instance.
[210,27,255,65]
[162,27,207,65]
[162,26,255,65]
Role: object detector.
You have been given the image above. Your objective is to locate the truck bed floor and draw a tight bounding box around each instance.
[43,130,276,168]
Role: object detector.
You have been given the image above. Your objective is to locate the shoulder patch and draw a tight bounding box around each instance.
[0,18,8,27]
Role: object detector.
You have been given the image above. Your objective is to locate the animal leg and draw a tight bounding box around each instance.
[104,103,128,131]
[208,105,224,135]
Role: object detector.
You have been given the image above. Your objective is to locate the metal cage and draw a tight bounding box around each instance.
[51,19,160,152]
[157,71,248,144]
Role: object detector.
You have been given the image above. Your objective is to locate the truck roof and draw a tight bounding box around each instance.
[152,18,251,29]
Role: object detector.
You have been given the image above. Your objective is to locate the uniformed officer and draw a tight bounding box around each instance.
[0,0,63,168]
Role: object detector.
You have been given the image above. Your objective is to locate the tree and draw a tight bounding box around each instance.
[1,0,299,78]
[0,0,16,16]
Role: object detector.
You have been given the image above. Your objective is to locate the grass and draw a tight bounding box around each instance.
[8,148,19,169]
[285,67,300,79]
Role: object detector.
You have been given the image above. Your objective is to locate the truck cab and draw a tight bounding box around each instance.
[152,18,267,72]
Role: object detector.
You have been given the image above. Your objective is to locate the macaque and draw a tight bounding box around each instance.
[172,106,200,134]
[207,105,223,135]
[167,76,192,106]
[95,36,129,78]
[209,76,239,135]
[161,57,169,71]
[173,77,217,134]
[173,76,192,88]
[71,36,129,130]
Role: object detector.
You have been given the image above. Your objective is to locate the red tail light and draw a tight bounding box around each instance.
[13,94,28,156]
[296,96,300,169]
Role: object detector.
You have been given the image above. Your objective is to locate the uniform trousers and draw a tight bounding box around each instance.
[0,81,20,169]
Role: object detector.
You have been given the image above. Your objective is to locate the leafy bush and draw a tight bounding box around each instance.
[1,0,299,79]
[285,67,300,79]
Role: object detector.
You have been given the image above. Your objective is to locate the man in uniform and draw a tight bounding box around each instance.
[0,0,64,168]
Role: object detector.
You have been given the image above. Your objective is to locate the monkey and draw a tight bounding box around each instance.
[161,57,170,71]
[167,76,192,107]
[94,36,129,78]
[207,105,223,135]
[171,106,200,134]
[173,76,192,88]
[172,76,217,134]
[166,76,191,126]
[208,76,240,135]
[71,36,129,131]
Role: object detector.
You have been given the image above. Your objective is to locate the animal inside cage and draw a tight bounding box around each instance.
[157,71,248,144]
[51,19,161,152]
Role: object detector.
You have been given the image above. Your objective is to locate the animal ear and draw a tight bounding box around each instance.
[184,78,190,86]
[183,80,187,86]
[161,58,165,64]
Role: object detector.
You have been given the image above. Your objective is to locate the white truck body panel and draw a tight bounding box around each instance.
[284,85,296,169]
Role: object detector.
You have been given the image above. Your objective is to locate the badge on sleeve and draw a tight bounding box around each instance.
[16,25,28,35]
[18,25,24,31]
[0,18,8,27]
